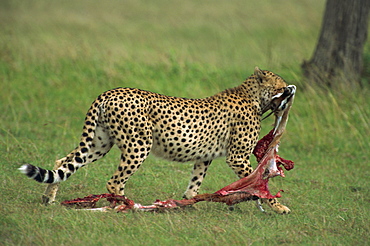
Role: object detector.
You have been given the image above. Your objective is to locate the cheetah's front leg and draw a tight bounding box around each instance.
[261,198,290,214]
[228,157,290,214]
[183,161,212,199]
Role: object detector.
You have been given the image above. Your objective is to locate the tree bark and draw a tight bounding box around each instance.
[302,0,370,88]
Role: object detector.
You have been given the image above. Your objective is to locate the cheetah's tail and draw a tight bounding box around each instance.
[19,164,71,183]
[19,97,103,185]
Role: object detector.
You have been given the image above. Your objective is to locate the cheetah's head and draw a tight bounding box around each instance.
[253,67,296,120]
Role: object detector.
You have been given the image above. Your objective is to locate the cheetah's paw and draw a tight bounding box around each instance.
[269,204,291,214]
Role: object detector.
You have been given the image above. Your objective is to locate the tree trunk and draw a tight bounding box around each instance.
[302,0,370,88]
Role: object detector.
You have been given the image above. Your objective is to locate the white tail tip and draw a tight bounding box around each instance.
[18,164,29,174]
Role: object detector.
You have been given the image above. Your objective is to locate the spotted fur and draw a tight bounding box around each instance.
[20,67,291,213]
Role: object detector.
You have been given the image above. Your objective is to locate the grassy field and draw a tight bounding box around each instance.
[1,0,370,245]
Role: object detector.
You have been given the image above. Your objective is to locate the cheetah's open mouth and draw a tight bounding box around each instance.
[271,85,296,112]
[272,85,296,134]
[262,85,296,131]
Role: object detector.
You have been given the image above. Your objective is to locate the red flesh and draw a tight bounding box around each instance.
[254,129,294,171]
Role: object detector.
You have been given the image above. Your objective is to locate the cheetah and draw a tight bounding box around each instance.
[19,67,296,214]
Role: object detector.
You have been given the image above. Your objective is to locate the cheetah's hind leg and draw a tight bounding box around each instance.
[42,123,114,204]
[42,156,71,204]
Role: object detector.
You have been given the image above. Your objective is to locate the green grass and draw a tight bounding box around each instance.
[1,0,370,245]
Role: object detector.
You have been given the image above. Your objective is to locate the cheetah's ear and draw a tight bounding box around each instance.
[254,67,265,80]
